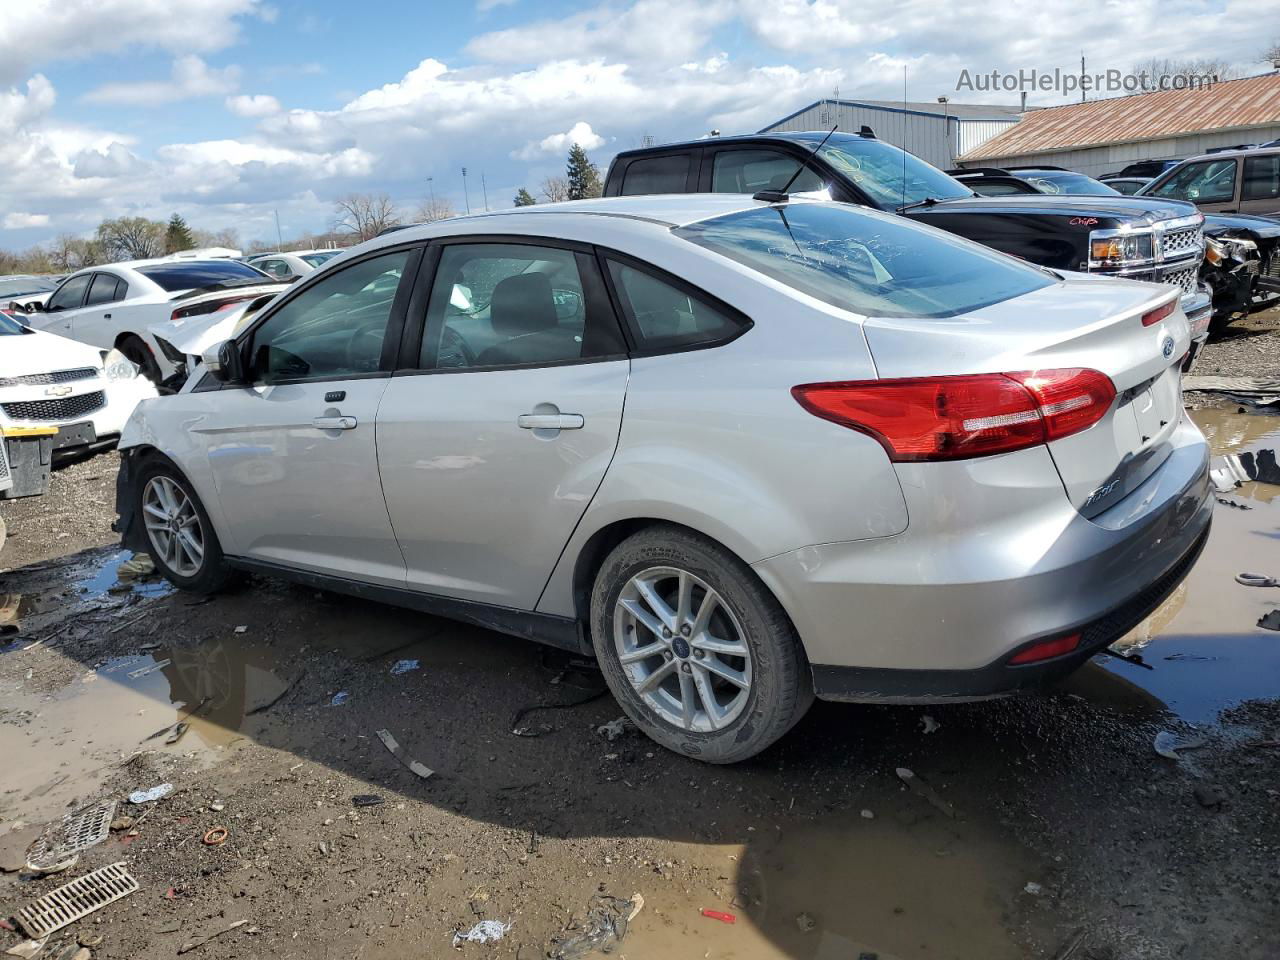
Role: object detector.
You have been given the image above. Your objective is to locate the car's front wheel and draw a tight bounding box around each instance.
[136,461,235,594]
[590,525,813,763]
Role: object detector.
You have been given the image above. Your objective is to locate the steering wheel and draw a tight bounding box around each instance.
[436,325,477,368]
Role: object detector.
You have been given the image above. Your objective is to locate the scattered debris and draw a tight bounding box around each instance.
[4,939,47,959]
[895,767,955,819]
[1154,731,1208,760]
[164,722,189,746]
[117,553,155,579]
[1236,572,1279,588]
[1024,882,1043,896]
[202,827,228,846]
[209,801,225,812]
[1258,610,1280,632]
[76,934,103,948]
[452,919,511,947]
[177,919,248,954]
[126,658,170,680]
[1216,497,1253,510]
[351,795,384,807]
[920,714,940,735]
[25,799,117,873]
[1193,784,1228,808]
[127,783,173,804]
[549,894,642,959]
[860,809,875,820]
[510,687,610,736]
[330,691,350,707]
[389,659,420,675]
[375,728,434,780]
[233,625,247,634]
[796,912,817,933]
[108,817,133,832]
[1051,928,1087,960]
[596,717,634,742]
[17,862,138,939]
[701,908,736,924]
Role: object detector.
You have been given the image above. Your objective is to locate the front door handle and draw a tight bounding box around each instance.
[312,415,357,431]
[517,413,584,431]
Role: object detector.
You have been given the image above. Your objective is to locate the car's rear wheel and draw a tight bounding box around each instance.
[117,334,162,384]
[136,461,235,594]
[590,525,813,763]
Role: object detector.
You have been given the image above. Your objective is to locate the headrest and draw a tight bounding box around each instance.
[490,272,558,337]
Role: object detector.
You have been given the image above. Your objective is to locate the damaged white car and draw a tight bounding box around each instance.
[0,312,156,500]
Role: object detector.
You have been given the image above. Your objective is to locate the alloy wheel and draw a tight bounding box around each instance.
[613,565,753,732]
[142,476,205,578]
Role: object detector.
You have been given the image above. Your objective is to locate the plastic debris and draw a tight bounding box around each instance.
[128,783,173,804]
[127,658,171,680]
[452,919,511,947]
[117,553,156,580]
[4,939,47,959]
[1236,572,1279,588]
[920,715,940,734]
[202,827,228,846]
[1153,731,1208,760]
[375,728,434,780]
[165,722,189,746]
[596,717,634,742]
[352,795,384,807]
[701,909,736,924]
[1259,610,1280,632]
[896,767,955,819]
[1024,882,1043,895]
[389,659,420,675]
[330,691,350,706]
[549,894,642,959]
[233,625,247,634]
[860,809,875,820]
[178,919,248,954]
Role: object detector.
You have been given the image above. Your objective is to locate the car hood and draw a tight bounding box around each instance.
[1203,212,1280,239]
[911,193,1199,225]
[0,326,103,378]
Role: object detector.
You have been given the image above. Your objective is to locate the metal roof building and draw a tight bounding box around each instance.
[760,98,1021,170]
[958,72,1280,177]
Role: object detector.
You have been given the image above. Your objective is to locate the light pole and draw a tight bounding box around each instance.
[274,209,283,250]
[481,172,489,212]
[427,176,435,211]
[461,167,471,214]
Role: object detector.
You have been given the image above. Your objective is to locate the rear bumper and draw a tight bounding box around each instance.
[754,416,1212,702]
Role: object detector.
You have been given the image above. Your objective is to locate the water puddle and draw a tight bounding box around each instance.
[0,637,290,826]
[1064,405,1280,723]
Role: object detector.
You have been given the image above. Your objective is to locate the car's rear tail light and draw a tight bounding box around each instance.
[1141,298,1177,327]
[170,295,258,323]
[1008,632,1081,665]
[792,368,1116,462]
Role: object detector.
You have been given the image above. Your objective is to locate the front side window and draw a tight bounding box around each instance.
[606,261,746,350]
[674,202,1054,319]
[1149,159,1237,203]
[419,243,622,370]
[46,274,91,311]
[1242,155,1280,201]
[711,149,823,194]
[620,155,690,195]
[85,273,122,306]
[248,250,410,384]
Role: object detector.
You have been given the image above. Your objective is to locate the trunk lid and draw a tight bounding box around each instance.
[862,271,1189,517]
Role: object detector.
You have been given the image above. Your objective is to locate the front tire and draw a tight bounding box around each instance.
[135,460,235,594]
[589,525,813,764]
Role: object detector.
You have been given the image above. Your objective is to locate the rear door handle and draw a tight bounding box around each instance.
[517,413,584,431]
[312,415,357,431]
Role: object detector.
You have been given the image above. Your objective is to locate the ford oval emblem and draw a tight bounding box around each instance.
[1161,336,1175,358]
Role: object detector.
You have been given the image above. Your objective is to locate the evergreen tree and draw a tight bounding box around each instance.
[513,188,537,207]
[565,145,602,201]
[164,213,195,254]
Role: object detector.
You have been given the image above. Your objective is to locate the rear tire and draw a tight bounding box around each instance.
[134,460,235,595]
[117,334,162,384]
[589,525,813,764]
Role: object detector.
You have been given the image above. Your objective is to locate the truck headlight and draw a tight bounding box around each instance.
[102,348,138,382]
[1089,232,1154,267]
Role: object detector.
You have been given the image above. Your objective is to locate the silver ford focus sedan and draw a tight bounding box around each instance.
[115,195,1211,763]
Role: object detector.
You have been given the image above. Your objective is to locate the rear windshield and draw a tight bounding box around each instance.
[674,202,1054,319]
[301,251,340,267]
[1020,171,1119,196]
[0,277,56,298]
[137,260,268,292]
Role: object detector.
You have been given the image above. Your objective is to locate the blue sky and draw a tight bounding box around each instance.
[0,0,1273,249]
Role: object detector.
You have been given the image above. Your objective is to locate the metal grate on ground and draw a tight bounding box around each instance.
[25,799,117,872]
[17,862,138,939]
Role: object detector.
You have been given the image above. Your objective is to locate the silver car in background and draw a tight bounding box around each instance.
[114,195,1211,762]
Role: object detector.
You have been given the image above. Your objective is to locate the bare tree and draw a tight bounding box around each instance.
[191,226,240,250]
[332,193,400,243]
[48,234,105,272]
[541,176,570,204]
[1130,56,1244,85]
[1264,39,1280,65]
[95,217,165,261]
[414,197,457,223]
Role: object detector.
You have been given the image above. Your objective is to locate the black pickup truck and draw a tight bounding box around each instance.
[603,130,1214,358]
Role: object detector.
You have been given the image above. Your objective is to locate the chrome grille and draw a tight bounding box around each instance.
[0,367,98,388]
[1161,225,1203,260]
[1161,266,1199,297]
[2,390,105,422]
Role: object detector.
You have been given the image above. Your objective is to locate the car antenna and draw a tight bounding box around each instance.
[753,125,837,204]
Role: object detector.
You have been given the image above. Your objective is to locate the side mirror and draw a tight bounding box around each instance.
[202,339,247,384]
[22,300,44,314]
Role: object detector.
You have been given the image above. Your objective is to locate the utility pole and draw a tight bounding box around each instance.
[427,176,435,209]
[937,96,951,166]
[1081,53,1086,102]
[274,209,283,250]
[461,167,471,214]
[481,172,489,212]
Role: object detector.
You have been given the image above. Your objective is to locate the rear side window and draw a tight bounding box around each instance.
[1242,155,1280,201]
[711,149,823,194]
[606,260,747,350]
[137,260,268,292]
[674,203,1053,319]
[620,155,690,195]
[85,273,123,306]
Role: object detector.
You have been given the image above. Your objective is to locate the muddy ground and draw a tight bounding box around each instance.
[1,312,1278,960]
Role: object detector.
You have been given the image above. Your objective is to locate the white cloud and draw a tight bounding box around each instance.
[0,0,262,83]
[85,56,240,106]
[3,212,49,229]
[73,142,146,179]
[226,93,282,117]
[515,121,605,160]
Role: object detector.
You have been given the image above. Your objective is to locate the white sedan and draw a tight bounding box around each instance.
[245,249,344,279]
[1,311,156,498]
[22,259,288,383]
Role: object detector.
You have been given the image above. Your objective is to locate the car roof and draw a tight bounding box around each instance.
[610,130,865,160]
[1180,145,1280,163]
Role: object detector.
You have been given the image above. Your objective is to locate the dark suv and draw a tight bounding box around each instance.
[604,131,1214,355]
